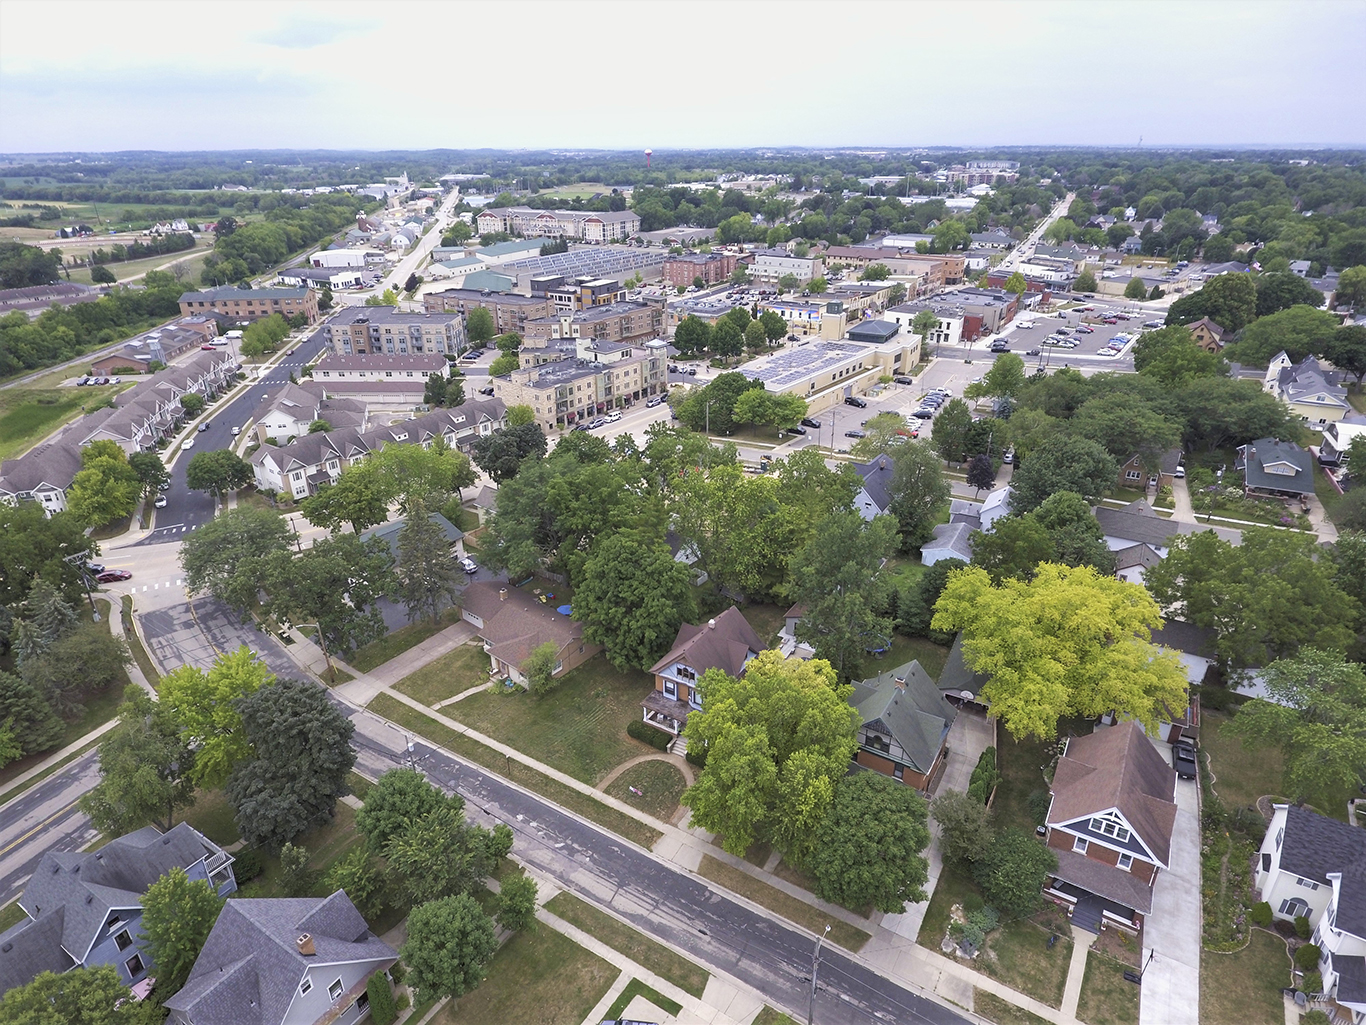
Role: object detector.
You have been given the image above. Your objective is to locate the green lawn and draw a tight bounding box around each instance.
[992,731,1057,835]
[883,634,951,680]
[367,692,662,849]
[1200,710,1285,813]
[180,789,240,847]
[884,556,928,591]
[544,891,708,997]
[444,654,657,785]
[348,607,463,672]
[121,595,161,687]
[602,978,683,1020]
[741,603,789,649]
[603,760,688,823]
[753,1008,799,1025]
[696,854,870,951]
[0,382,133,460]
[436,923,618,1025]
[1076,951,1139,1025]
[393,641,490,706]
[0,901,26,933]
[973,990,1054,1025]
[1200,930,1289,1025]
[66,243,211,286]
[346,771,374,801]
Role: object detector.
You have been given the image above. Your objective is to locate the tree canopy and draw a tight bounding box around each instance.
[401,894,498,1003]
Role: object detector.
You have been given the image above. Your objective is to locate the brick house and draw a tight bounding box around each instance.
[1186,317,1228,353]
[178,285,319,324]
[663,252,738,289]
[848,660,957,792]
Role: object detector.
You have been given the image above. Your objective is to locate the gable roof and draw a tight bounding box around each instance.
[0,906,75,997]
[1237,438,1314,494]
[1187,316,1227,340]
[1094,500,1192,550]
[1048,721,1178,866]
[359,513,463,559]
[1279,805,1366,889]
[850,660,958,774]
[649,607,765,678]
[923,521,975,561]
[853,453,896,514]
[165,892,395,1025]
[460,582,589,668]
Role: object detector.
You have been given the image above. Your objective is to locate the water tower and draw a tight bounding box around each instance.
[645,148,652,169]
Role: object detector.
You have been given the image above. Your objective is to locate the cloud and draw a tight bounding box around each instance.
[253,13,379,50]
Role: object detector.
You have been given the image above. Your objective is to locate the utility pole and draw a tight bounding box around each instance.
[807,924,830,1025]
[61,550,100,622]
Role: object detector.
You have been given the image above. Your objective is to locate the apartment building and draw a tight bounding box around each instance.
[475,207,640,241]
[747,247,825,285]
[522,301,661,346]
[178,285,319,324]
[324,307,467,356]
[491,336,667,430]
[421,288,554,335]
[311,352,447,404]
[662,252,738,289]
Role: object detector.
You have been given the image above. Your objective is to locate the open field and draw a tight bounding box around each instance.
[63,243,211,286]
[0,381,134,460]
[534,183,610,200]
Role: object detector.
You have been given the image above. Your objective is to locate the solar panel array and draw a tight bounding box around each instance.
[746,341,872,389]
[506,245,662,277]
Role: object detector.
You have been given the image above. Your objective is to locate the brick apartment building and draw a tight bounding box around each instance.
[522,301,661,346]
[178,285,319,324]
[422,288,554,335]
[662,252,738,289]
[491,336,667,430]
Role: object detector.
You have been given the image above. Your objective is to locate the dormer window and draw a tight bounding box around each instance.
[1091,813,1131,843]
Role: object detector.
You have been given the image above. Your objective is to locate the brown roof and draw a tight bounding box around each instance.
[460,582,594,669]
[1048,721,1177,866]
[649,607,765,678]
[1051,847,1155,915]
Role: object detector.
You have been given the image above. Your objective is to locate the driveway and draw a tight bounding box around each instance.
[1139,739,1201,1025]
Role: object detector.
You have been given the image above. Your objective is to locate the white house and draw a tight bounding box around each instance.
[979,485,1013,531]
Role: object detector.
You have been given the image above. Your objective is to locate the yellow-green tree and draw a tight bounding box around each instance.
[931,563,1188,741]
[160,646,274,788]
[66,441,142,527]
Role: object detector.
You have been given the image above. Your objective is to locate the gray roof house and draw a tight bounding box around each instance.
[164,891,396,1025]
[850,660,958,790]
[1264,351,1351,426]
[0,823,236,998]
[852,453,896,521]
[1235,437,1315,497]
[359,512,464,559]
[938,632,990,708]
[920,521,974,566]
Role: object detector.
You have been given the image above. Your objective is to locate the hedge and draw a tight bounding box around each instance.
[232,849,264,882]
[685,744,708,768]
[967,746,1001,805]
[367,973,397,1025]
[627,719,672,750]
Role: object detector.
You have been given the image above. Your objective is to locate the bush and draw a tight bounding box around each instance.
[232,849,263,882]
[1296,915,1313,940]
[367,973,398,1025]
[967,747,1001,804]
[685,743,708,768]
[627,719,672,751]
[1249,901,1273,927]
[1295,943,1322,970]
[395,993,410,1011]
[974,828,1057,917]
[1028,789,1052,826]
[1302,974,1325,998]
[388,961,406,986]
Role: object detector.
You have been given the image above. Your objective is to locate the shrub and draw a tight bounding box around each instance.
[367,973,398,1025]
[395,993,410,1011]
[388,961,406,986]
[1302,974,1325,998]
[232,849,263,882]
[1296,915,1313,940]
[967,747,1001,805]
[685,744,708,768]
[1295,943,1322,971]
[1028,789,1052,826]
[1249,901,1273,927]
[627,719,673,750]
[974,828,1057,917]
[1303,1010,1331,1024]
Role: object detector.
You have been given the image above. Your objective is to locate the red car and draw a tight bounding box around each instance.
[1102,317,1118,324]
[96,570,132,583]
[201,344,217,350]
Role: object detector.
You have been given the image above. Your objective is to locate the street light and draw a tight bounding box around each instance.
[807,924,830,1025]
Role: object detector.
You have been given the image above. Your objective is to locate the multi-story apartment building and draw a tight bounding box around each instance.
[747,247,824,285]
[491,336,667,430]
[324,307,467,356]
[178,285,319,324]
[475,207,640,241]
[662,252,738,289]
[545,276,628,311]
[421,288,554,335]
[523,301,661,346]
[311,352,447,404]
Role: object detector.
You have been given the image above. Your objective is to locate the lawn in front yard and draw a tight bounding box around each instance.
[436,922,618,1025]
[603,760,688,823]
[347,607,462,673]
[1076,951,1139,1025]
[973,990,1053,1025]
[1200,929,1289,1025]
[393,641,491,706]
[443,654,657,785]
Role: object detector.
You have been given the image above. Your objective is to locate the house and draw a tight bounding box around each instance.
[1320,415,1366,467]
[1093,500,1194,584]
[852,453,896,520]
[1236,437,1316,498]
[849,660,958,791]
[979,485,1013,530]
[1116,447,1183,490]
[1122,236,1144,255]
[948,498,982,530]
[1186,317,1228,353]
[920,521,974,566]
[164,891,396,1025]
[1043,721,1178,932]
[1264,351,1352,426]
[642,607,765,736]
[459,582,600,687]
[359,512,464,560]
[776,603,817,660]
[0,822,236,998]
[1254,805,1366,1020]
[254,382,367,442]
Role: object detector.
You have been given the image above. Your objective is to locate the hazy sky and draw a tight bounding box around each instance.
[2,0,1364,153]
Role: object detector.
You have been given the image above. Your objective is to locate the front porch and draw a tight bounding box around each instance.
[1047,879,1141,935]
[641,690,692,736]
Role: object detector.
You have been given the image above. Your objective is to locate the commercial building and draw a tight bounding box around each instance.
[421,288,554,334]
[89,323,211,376]
[311,352,447,405]
[740,332,921,411]
[747,247,824,285]
[500,245,665,291]
[662,252,737,288]
[275,265,366,290]
[523,301,661,347]
[545,276,628,311]
[178,285,319,324]
[491,335,667,430]
[474,207,640,241]
[324,307,467,357]
[886,301,965,348]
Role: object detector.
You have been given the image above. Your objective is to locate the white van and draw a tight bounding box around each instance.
[605,410,622,423]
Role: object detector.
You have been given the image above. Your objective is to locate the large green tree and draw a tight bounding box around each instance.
[931,398,973,464]
[127,451,170,496]
[1008,435,1118,513]
[1228,304,1340,366]
[356,768,453,853]
[179,506,291,613]
[888,439,952,549]
[1069,392,1182,470]
[396,503,463,625]
[401,894,497,1003]
[185,449,253,499]
[80,687,196,834]
[384,804,497,906]
[0,503,95,609]
[1165,272,1258,333]
[67,442,142,527]
[1255,271,1325,318]
[0,966,139,1025]
[1132,325,1224,387]
[470,422,547,483]
[0,671,64,759]
[931,790,996,865]
[974,828,1058,917]
[160,646,273,788]
[1325,324,1366,386]
[466,307,495,345]
[932,563,1188,740]
[676,372,764,436]
[966,352,1026,399]
[300,461,392,533]
[139,868,224,994]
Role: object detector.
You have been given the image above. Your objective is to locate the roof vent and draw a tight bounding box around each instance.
[51,864,60,874]
[85,895,93,904]
[708,619,716,630]
[162,836,172,845]
[297,933,316,956]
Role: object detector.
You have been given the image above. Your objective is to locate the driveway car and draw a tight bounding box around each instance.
[844,396,867,408]
[96,570,132,583]
[459,557,478,574]
[800,417,822,429]
[1171,740,1198,779]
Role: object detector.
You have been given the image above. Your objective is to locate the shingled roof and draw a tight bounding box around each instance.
[649,607,764,679]
[850,660,958,775]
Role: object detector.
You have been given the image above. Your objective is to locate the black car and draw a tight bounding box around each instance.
[787,425,807,435]
[844,396,867,408]
[197,422,210,432]
[893,375,914,384]
[844,429,866,439]
[800,417,821,429]
[1025,349,1041,356]
[478,386,495,396]
[911,408,935,419]
[1171,740,1198,780]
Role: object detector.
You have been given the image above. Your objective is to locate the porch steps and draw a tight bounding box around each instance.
[1070,894,1104,934]
[669,736,689,758]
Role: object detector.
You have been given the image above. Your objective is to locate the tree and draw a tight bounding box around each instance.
[300,461,391,533]
[1074,268,1097,292]
[372,435,477,513]
[1325,324,1366,386]
[1106,223,1134,250]
[673,315,711,356]
[80,687,196,835]
[969,516,1056,583]
[318,283,334,310]
[185,449,252,499]
[21,623,131,720]
[897,559,966,640]
[1225,649,1366,808]
[308,419,331,434]
[67,443,141,527]
[466,307,495,345]
[226,678,357,849]
[160,646,273,788]
[1069,392,1182,469]
[931,790,996,865]
[1008,435,1118,513]
[743,318,768,351]
[89,264,116,284]
[676,372,764,436]
[888,439,952,548]
[0,503,96,610]
[1228,304,1340,366]
[401,894,497,1003]
[861,263,891,282]
[1133,325,1224,386]
[395,505,462,625]
[681,651,860,858]
[1336,265,1366,310]
[711,318,743,359]
[1255,271,1325,318]
[505,403,533,426]
[777,273,800,292]
[1002,272,1027,296]
[573,530,696,671]
[0,672,63,758]
[488,353,520,376]
[496,874,539,932]
[759,310,787,343]
[139,868,224,993]
[128,451,169,496]
[1165,272,1258,333]
[974,828,1058,917]
[366,974,398,1025]
[471,422,547,483]
[324,846,381,920]
[932,563,1189,741]
[1174,376,1294,452]
[966,352,1026,399]
[403,272,421,294]
[424,372,449,406]
[0,966,140,1025]
[966,453,995,496]
[807,771,930,913]
[365,287,400,308]
[1123,277,1149,300]
[179,506,291,612]
[441,220,474,246]
[357,768,452,852]
[179,392,205,416]
[520,640,560,695]
[931,397,973,464]
[789,512,898,681]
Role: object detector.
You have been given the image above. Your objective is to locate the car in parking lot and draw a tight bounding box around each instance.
[459,557,479,575]
[96,570,132,583]
[1055,328,1070,335]
[154,495,168,508]
[800,417,822,429]
[1101,317,1118,324]
[1171,740,1198,779]
[844,396,867,408]
[1143,320,1164,328]
[844,429,866,439]
[1076,325,1095,334]
[787,424,807,435]
[911,407,934,419]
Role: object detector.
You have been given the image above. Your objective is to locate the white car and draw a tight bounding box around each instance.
[459,557,478,574]
[154,495,168,508]
[231,426,241,436]
[182,437,195,449]
[605,410,622,423]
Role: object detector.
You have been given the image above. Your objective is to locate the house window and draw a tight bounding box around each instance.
[1280,897,1311,918]
[356,991,370,1013]
[125,954,145,977]
[1092,815,1131,843]
[1118,853,1133,871]
[893,765,904,781]
[114,929,133,951]
[1297,877,1320,891]
[1125,470,1141,480]
[300,978,312,996]
[1073,836,1089,854]
[329,978,344,1001]
[1276,827,1284,850]
[663,679,677,700]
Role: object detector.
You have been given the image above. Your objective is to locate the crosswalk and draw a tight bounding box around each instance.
[137,580,184,592]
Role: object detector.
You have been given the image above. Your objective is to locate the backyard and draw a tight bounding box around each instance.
[393,640,490,706]
[1200,929,1290,1025]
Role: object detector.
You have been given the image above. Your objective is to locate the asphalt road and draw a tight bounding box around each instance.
[0,753,101,910]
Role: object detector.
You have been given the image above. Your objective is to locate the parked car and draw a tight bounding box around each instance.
[572,423,588,431]
[893,375,915,384]
[478,386,495,396]
[588,417,606,429]
[787,425,807,435]
[96,570,132,583]
[844,396,867,408]
[605,410,622,423]
[911,408,934,419]
[844,429,866,439]
[197,422,210,432]
[154,495,168,508]
[182,438,195,449]
[231,426,241,436]
[1003,447,1015,464]
[800,417,822,429]
[158,480,170,491]
[646,395,665,407]
[201,344,217,351]
[1102,317,1119,324]
[1171,740,1198,779]
[459,557,478,575]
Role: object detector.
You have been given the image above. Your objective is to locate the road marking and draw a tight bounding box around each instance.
[0,798,82,857]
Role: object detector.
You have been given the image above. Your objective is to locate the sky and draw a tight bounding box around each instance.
[2,0,1365,154]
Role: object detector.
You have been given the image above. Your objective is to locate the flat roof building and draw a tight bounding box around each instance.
[178,285,318,324]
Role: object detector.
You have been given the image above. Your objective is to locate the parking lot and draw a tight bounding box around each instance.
[991,297,1158,369]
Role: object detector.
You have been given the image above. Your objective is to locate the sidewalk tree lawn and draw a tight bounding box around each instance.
[1226,649,1366,809]
[356,768,453,852]
[788,511,898,682]
[185,449,253,499]
[401,893,497,1003]
[396,500,463,625]
[931,563,1188,741]
[160,645,273,789]
[682,651,860,859]
[573,528,697,671]
[808,771,930,913]
[66,441,142,528]
[1144,527,1360,670]
[1007,434,1118,513]
[139,868,224,994]
[226,677,356,849]
[887,439,952,549]
[300,460,391,533]
[81,687,197,835]
[180,505,292,613]
[128,450,170,496]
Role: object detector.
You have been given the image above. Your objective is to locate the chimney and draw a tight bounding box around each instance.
[297,933,316,956]
[707,619,716,630]
[894,676,907,692]
[499,587,508,602]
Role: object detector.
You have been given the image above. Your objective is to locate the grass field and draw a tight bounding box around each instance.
[1076,951,1139,1025]
[1200,930,1288,1025]
[65,243,210,286]
[1200,710,1285,813]
[534,183,610,200]
[544,891,709,997]
[393,641,490,706]
[120,596,161,687]
[348,607,462,672]
[604,760,688,822]
[0,381,133,460]
[180,788,240,846]
[740,603,788,649]
[445,655,657,785]
[974,990,1054,1025]
[436,924,617,1025]
[696,855,870,951]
